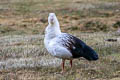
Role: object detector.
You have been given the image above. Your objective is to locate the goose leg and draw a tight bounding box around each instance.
[61,59,65,73]
[70,60,72,68]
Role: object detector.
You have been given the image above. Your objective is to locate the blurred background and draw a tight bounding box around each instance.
[0,0,120,80]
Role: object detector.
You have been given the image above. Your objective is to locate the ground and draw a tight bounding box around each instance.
[0,0,120,80]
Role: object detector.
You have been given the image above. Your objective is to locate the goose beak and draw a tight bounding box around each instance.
[50,18,54,24]
[51,18,53,22]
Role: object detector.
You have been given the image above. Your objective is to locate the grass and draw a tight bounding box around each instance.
[113,21,120,28]
[0,32,120,80]
[0,0,120,80]
[84,20,108,32]
[0,0,120,35]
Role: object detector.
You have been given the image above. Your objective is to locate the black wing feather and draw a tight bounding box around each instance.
[61,33,98,60]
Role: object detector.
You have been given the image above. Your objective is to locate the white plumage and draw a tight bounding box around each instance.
[44,13,72,59]
[44,13,98,73]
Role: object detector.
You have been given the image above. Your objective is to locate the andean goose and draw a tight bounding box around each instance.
[44,13,98,73]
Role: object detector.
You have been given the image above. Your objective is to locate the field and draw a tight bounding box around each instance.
[0,0,120,80]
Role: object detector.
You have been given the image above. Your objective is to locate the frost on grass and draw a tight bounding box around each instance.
[0,33,120,70]
[0,57,62,70]
[0,34,62,70]
[0,35,44,46]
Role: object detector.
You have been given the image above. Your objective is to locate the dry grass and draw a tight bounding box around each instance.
[0,0,120,36]
[0,32,120,80]
[0,0,120,80]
